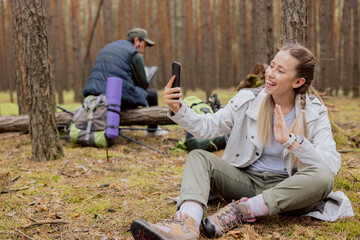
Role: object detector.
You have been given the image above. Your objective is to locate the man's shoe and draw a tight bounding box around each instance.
[202,198,256,238]
[131,214,199,240]
[146,127,169,137]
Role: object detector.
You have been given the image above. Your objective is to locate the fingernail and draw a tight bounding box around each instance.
[177,88,181,91]
[179,93,182,96]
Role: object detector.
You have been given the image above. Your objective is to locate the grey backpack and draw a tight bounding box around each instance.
[69,95,109,148]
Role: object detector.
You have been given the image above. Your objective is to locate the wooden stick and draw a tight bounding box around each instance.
[22,219,69,229]
[1,187,29,194]
[15,229,36,240]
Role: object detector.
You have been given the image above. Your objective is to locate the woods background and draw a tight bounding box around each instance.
[0,0,359,107]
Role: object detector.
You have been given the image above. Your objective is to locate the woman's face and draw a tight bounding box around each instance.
[265,50,304,97]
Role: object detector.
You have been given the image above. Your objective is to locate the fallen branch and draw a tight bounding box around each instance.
[347,171,360,183]
[10,175,21,182]
[22,219,69,229]
[15,229,35,240]
[1,186,29,194]
[0,106,175,133]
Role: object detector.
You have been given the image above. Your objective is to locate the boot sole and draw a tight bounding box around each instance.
[131,219,167,240]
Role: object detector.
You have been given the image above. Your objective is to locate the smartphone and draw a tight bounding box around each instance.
[171,61,181,99]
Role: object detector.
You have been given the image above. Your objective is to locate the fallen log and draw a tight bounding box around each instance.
[0,106,175,133]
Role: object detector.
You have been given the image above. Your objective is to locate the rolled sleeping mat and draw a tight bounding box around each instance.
[105,77,123,139]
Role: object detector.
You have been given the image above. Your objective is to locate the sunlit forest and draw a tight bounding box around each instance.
[0,0,359,105]
[0,1,359,239]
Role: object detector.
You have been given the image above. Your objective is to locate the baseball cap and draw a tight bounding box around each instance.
[127,28,155,47]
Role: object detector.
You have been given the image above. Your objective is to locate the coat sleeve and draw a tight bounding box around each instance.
[290,107,341,176]
[168,90,254,139]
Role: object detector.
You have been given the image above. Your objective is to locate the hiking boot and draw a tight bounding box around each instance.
[130,213,199,240]
[202,198,256,238]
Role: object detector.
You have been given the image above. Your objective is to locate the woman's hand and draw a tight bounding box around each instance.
[163,75,182,114]
[273,104,290,144]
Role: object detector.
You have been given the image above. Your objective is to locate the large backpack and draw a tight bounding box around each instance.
[69,94,110,148]
[180,95,229,152]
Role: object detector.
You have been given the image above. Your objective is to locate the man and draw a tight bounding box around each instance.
[83,27,167,136]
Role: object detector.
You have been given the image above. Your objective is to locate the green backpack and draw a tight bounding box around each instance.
[181,95,228,152]
[69,94,109,148]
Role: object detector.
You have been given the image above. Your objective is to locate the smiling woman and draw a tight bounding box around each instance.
[130,44,354,240]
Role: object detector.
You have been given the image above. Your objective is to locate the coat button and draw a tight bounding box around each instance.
[256,152,259,156]
[251,136,255,139]
[236,153,239,157]
[230,100,234,103]
[235,105,238,108]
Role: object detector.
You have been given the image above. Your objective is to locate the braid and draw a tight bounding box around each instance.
[300,93,307,111]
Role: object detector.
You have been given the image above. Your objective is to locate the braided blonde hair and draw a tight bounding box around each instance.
[258,44,315,171]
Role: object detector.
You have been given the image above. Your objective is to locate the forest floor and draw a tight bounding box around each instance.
[0,89,359,240]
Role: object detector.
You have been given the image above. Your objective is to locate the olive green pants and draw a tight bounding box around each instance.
[177,149,334,216]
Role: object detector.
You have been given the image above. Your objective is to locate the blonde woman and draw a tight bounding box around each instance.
[130,44,352,240]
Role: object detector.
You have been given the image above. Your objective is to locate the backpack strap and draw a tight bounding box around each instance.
[85,96,104,142]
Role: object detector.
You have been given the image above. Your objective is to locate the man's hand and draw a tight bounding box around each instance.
[164,75,182,114]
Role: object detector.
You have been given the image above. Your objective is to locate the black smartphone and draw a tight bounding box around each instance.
[171,61,181,99]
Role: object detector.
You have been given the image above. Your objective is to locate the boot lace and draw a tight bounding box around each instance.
[217,200,244,230]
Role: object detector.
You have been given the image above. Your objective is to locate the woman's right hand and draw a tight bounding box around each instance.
[163,75,182,114]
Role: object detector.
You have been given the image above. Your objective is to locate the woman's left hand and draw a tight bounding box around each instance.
[273,104,290,144]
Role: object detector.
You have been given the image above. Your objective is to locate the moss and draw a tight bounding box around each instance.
[87,199,116,214]
[332,220,360,238]
[61,187,88,204]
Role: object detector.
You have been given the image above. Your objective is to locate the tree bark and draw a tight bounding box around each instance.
[0,0,7,91]
[351,0,359,98]
[11,1,29,115]
[70,0,83,102]
[252,0,274,66]
[19,0,63,161]
[103,0,113,44]
[281,0,307,46]
[341,0,351,96]
[237,0,249,82]
[0,107,175,133]
[319,0,335,92]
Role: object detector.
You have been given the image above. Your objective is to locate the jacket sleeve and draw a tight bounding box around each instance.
[290,107,341,176]
[168,90,253,139]
[130,53,149,90]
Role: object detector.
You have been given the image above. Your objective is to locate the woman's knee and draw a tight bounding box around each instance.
[302,164,334,194]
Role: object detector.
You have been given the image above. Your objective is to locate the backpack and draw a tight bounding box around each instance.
[181,95,229,152]
[69,94,110,148]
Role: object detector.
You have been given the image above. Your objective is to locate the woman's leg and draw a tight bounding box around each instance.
[177,149,258,209]
[262,164,334,215]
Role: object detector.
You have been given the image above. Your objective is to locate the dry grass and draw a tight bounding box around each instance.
[0,90,359,239]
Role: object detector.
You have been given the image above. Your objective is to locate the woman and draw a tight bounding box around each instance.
[130,44,346,240]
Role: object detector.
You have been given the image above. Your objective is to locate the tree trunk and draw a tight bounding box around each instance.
[252,0,274,66]
[238,0,248,82]
[351,0,359,98]
[341,0,351,96]
[0,0,7,91]
[53,0,64,104]
[319,0,334,92]
[184,0,195,91]
[11,1,29,115]
[103,0,113,44]
[219,0,231,88]
[71,0,83,102]
[281,0,307,46]
[7,2,14,102]
[0,107,175,133]
[18,0,63,161]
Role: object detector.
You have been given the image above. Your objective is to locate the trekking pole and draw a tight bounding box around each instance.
[118,131,165,155]
[120,127,169,132]
[57,106,74,115]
